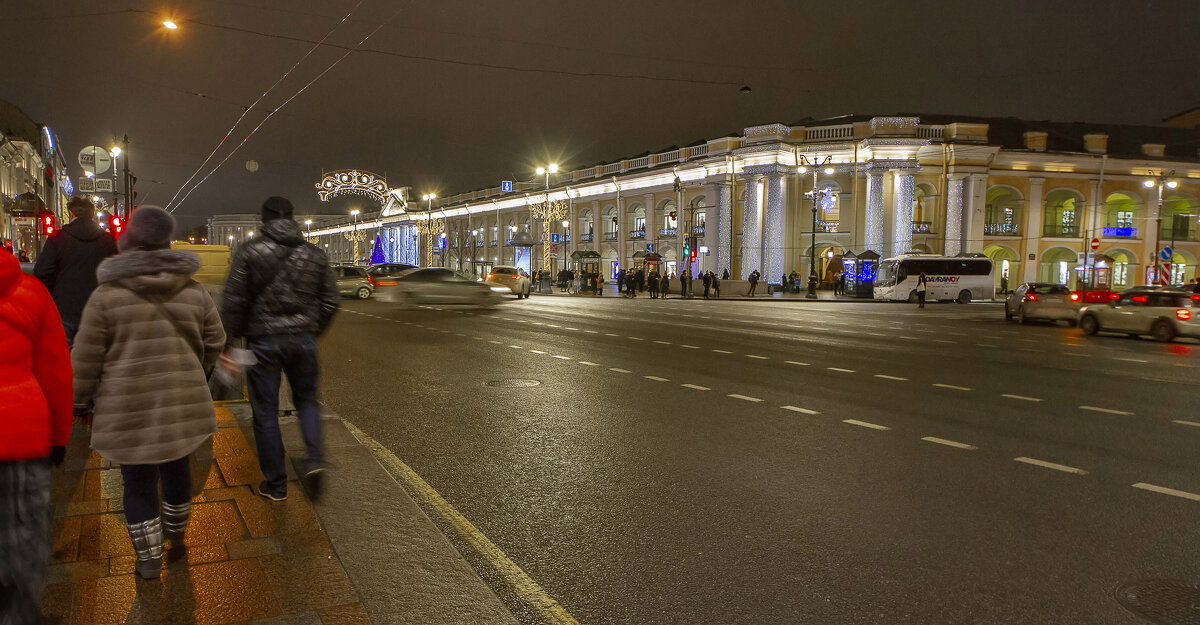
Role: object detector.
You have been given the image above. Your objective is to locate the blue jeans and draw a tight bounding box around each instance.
[246,334,323,494]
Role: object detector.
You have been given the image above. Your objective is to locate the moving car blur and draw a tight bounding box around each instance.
[373,267,505,308]
[1078,287,1200,342]
[1004,282,1080,325]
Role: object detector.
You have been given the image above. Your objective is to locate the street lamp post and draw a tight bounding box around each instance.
[797,155,836,299]
[532,164,567,276]
[344,209,365,264]
[1143,172,1180,285]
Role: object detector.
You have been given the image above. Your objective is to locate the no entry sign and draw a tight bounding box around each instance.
[1090,238,1100,250]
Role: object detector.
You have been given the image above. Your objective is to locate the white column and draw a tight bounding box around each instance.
[711,182,734,278]
[891,172,915,258]
[616,192,627,274]
[1087,178,1102,238]
[644,192,657,259]
[1022,177,1044,281]
[962,173,989,254]
[944,174,967,256]
[763,172,787,283]
[865,171,885,254]
[741,174,763,277]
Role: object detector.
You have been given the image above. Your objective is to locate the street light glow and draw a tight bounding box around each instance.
[548,164,558,173]
[1166,180,1179,189]
[796,166,808,174]
[305,219,313,225]
[84,170,94,178]
[562,220,570,228]
[162,19,178,29]
[823,166,836,175]
[350,209,360,216]
[109,147,121,158]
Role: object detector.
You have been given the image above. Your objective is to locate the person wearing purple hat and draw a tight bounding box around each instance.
[220,197,338,502]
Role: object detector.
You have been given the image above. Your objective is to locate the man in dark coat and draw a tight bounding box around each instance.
[33,196,118,347]
[221,197,339,502]
[648,271,659,298]
[702,271,712,298]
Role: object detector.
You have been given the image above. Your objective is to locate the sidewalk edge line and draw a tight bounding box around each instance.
[342,419,579,625]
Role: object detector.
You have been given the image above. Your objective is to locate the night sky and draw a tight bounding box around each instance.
[2,0,1197,233]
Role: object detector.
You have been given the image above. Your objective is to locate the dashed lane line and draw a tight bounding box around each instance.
[680,344,700,349]
[1013,457,1088,475]
[727,394,762,403]
[933,383,972,391]
[843,419,890,430]
[746,354,768,360]
[921,436,977,450]
[785,361,810,366]
[653,340,672,345]
[712,349,733,354]
[1132,482,1200,503]
[509,345,523,349]
[628,336,645,341]
[578,361,599,366]
[529,350,546,354]
[681,383,710,391]
[827,367,855,373]
[781,405,819,415]
[1114,357,1149,363]
[551,355,572,360]
[609,368,632,374]
[1080,405,1134,416]
[1001,394,1044,402]
[644,375,670,382]
[488,340,503,344]
[1173,420,1200,428]
[604,333,619,337]
[874,374,908,381]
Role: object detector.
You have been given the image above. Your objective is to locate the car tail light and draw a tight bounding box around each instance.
[1178,309,1192,321]
[1132,295,1148,304]
[1109,292,1120,300]
[376,280,398,286]
[1069,293,1080,302]
[1024,293,1037,302]
[367,275,374,286]
[485,274,493,280]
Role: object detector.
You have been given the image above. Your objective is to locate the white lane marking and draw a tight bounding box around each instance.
[874,374,908,381]
[584,330,598,334]
[933,339,956,344]
[653,340,672,345]
[628,336,645,341]
[531,322,544,325]
[604,333,619,337]
[1173,420,1200,428]
[644,375,669,382]
[681,383,710,391]
[1013,457,1087,475]
[898,336,919,341]
[727,394,762,402]
[843,419,890,430]
[933,383,972,391]
[546,324,561,328]
[785,361,810,366]
[974,343,997,348]
[488,340,503,344]
[509,345,523,349]
[1001,394,1044,402]
[529,350,547,354]
[781,405,819,415]
[551,355,571,360]
[454,333,465,337]
[1080,405,1134,416]
[866,332,886,337]
[712,349,733,354]
[746,354,768,360]
[578,361,599,366]
[1132,482,1200,502]
[827,367,855,373]
[921,436,977,450]
[680,344,700,349]
[1114,357,1148,363]
[609,368,631,373]
[564,327,578,331]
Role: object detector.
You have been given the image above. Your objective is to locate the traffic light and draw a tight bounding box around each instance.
[111,216,124,237]
[689,247,697,263]
[42,213,55,236]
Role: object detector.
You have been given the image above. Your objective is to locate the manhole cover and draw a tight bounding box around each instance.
[1116,579,1200,624]
[484,379,541,388]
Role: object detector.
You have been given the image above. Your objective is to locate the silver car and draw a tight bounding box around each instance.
[1004,282,1080,325]
[335,265,373,299]
[484,265,532,299]
[374,267,505,308]
[1079,287,1200,342]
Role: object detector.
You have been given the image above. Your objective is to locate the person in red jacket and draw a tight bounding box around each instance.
[0,248,72,625]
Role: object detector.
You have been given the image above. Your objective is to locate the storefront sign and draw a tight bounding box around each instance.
[1101,227,1136,237]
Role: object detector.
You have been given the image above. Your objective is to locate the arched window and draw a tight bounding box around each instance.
[1043,190,1083,238]
[1102,192,1140,238]
[1163,194,1198,243]
[985,186,1023,236]
[913,183,938,232]
[659,200,678,229]
[1039,247,1077,285]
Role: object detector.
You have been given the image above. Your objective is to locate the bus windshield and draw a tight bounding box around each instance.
[876,261,898,286]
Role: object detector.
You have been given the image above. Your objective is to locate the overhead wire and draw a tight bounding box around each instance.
[168,6,403,212]
[164,0,368,211]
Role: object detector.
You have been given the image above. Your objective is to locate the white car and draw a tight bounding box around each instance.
[484,265,532,298]
[1078,287,1200,342]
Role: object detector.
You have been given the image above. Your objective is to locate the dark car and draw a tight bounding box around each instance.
[367,263,417,283]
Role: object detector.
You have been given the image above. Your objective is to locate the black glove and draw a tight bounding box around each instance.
[48,446,67,467]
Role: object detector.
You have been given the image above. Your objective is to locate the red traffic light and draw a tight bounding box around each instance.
[689,248,697,262]
[41,213,55,236]
[111,216,124,236]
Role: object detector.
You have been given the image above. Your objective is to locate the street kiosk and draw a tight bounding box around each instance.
[840,250,880,298]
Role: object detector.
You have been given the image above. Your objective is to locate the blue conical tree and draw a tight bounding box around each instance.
[370,234,386,264]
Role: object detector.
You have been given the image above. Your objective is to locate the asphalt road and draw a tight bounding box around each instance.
[317,291,1200,625]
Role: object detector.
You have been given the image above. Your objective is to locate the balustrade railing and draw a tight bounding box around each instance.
[580,233,594,242]
[984,223,1020,236]
[630,230,646,239]
[692,226,705,235]
[912,221,933,234]
[1043,225,1079,238]
[815,220,839,233]
[804,125,854,141]
[603,233,617,241]
[659,227,678,237]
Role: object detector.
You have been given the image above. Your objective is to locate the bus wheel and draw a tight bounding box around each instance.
[956,290,972,304]
[908,291,919,304]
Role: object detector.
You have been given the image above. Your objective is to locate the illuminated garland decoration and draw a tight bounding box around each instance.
[716,184,733,277]
[741,174,762,275]
[944,177,965,256]
[892,174,916,257]
[865,172,885,254]
[763,173,786,282]
[315,170,389,203]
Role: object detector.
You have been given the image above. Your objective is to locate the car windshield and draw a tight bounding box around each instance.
[492,268,515,275]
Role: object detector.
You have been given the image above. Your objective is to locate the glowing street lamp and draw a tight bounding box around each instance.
[162,19,178,29]
[1145,171,1182,284]
[797,154,836,299]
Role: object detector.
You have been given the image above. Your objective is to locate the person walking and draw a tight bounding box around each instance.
[1000,274,1009,295]
[748,270,760,297]
[593,273,604,296]
[625,270,638,298]
[712,271,721,298]
[916,271,928,309]
[71,207,226,579]
[661,272,671,299]
[681,270,691,298]
[648,270,659,299]
[702,271,712,298]
[222,197,339,503]
[616,269,625,295]
[0,245,72,622]
[33,195,119,348]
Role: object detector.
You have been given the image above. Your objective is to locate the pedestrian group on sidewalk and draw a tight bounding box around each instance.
[0,195,339,624]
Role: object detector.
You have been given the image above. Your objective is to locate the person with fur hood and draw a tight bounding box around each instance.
[71,207,225,579]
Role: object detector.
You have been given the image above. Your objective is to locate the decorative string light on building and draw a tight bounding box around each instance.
[344,209,366,263]
[414,217,445,267]
[315,169,389,203]
[531,164,569,272]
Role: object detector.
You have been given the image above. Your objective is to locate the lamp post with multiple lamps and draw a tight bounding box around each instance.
[343,209,366,264]
[797,155,836,299]
[304,219,318,245]
[1144,171,1181,285]
[531,164,568,275]
[417,193,446,268]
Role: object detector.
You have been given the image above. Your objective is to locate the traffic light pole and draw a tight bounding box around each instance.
[121,134,132,218]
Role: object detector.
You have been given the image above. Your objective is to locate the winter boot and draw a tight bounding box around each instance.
[126,517,165,579]
[161,500,191,545]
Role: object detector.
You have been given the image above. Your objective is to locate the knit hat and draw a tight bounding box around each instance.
[262,196,294,222]
[118,207,175,252]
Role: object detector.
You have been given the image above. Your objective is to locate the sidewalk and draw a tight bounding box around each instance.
[40,404,519,625]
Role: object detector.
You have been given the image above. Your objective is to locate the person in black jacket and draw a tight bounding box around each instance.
[220,197,339,502]
[33,196,118,347]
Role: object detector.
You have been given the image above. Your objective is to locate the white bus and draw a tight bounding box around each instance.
[873,254,995,303]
